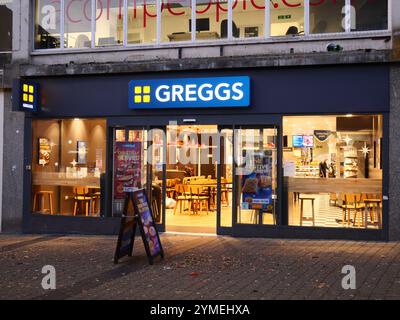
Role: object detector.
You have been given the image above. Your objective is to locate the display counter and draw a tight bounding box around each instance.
[284,177,382,194]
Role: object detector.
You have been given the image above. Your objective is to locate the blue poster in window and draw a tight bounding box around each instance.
[241,151,273,212]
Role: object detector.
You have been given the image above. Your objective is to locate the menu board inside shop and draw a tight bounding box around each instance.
[114,141,142,198]
[38,138,51,166]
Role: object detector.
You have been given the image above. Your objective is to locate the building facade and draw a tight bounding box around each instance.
[1,0,400,240]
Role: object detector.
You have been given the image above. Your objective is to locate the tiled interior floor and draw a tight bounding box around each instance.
[165,192,276,233]
[166,192,381,232]
[288,193,381,229]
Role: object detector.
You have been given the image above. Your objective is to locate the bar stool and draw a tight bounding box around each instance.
[299,196,315,226]
[33,191,54,214]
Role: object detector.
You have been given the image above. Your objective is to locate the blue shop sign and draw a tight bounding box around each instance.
[128,76,250,109]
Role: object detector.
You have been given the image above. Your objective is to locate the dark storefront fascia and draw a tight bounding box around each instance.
[18,64,390,241]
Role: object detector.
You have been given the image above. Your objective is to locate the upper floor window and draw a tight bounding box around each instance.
[0,0,13,51]
[34,0,390,50]
[352,0,388,31]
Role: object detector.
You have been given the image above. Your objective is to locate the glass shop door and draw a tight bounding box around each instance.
[111,127,166,231]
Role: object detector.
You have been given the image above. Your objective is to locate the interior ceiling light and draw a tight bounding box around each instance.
[343,136,352,145]
[360,143,371,157]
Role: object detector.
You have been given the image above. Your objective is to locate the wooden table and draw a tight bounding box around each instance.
[186,182,231,211]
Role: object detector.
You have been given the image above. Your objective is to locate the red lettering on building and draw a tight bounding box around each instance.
[67,0,82,23]
[281,0,301,8]
[59,0,345,28]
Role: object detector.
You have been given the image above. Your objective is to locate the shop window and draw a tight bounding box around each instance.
[351,0,388,32]
[127,0,157,44]
[32,119,106,217]
[161,0,192,42]
[0,1,13,51]
[310,0,345,34]
[95,0,123,47]
[270,0,305,37]
[283,115,383,229]
[35,0,61,49]
[64,0,92,48]
[236,128,277,225]
[233,0,264,39]
[34,0,390,50]
[194,0,228,41]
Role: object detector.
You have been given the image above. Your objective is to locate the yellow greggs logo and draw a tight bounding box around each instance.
[133,85,151,103]
[22,84,35,103]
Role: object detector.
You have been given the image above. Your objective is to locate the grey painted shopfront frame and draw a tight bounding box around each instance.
[20,64,390,240]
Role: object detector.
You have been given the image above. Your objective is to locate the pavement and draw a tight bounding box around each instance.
[1,233,400,300]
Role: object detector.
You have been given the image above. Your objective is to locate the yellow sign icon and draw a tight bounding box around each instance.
[133,85,151,104]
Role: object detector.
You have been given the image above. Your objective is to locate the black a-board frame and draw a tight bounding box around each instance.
[114,189,164,265]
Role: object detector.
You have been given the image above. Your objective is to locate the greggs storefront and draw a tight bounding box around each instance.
[17,64,390,240]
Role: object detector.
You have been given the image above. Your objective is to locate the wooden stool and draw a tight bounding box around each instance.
[33,191,54,214]
[299,197,315,226]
